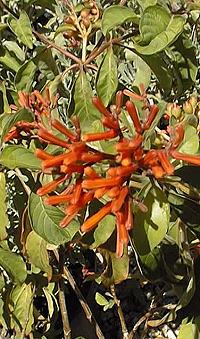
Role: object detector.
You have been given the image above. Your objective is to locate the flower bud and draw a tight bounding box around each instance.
[183,101,193,115]
[189,95,198,110]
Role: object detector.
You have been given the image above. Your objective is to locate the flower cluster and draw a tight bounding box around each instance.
[5,89,200,256]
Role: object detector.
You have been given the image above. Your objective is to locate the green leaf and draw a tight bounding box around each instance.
[9,11,33,49]
[3,41,25,62]
[101,5,139,35]
[0,146,41,170]
[96,47,118,106]
[139,5,171,45]
[15,60,37,92]
[10,283,34,335]
[91,215,115,249]
[133,186,170,255]
[178,322,198,339]
[0,81,11,113]
[95,292,109,306]
[0,47,21,72]
[28,193,79,246]
[125,50,151,89]
[26,231,52,281]
[0,23,8,31]
[101,248,129,285]
[0,246,27,284]
[135,15,186,55]
[0,173,8,241]
[179,125,199,154]
[34,47,59,78]
[1,108,34,144]
[139,247,163,280]
[73,71,100,132]
[136,0,157,10]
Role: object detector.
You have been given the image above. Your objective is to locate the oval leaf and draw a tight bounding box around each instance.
[178,322,197,339]
[133,186,170,255]
[15,60,37,92]
[135,15,186,55]
[73,71,100,132]
[101,5,139,35]
[0,173,8,241]
[91,215,115,249]
[0,247,27,284]
[95,292,109,306]
[0,146,41,170]
[96,47,118,106]
[9,11,33,49]
[0,47,21,72]
[28,193,79,246]
[179,125,199,154]
[26,231,52,280]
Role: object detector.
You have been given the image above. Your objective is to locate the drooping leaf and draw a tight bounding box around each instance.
[26,231,52,281]
[9,283,34,335]
[0,81,11,113]
[0,246,27,284]
[101,5,139,35]
[15,60,37,92]
[9,11,33,49]
[179,125,199,154]
[139,5,171,45]
[1,108,34,144]
[91,215,116,249]
[28,193,79,246]
[133,185,170,255]
[96,47,118,106]
[135,15,186,55]
[34,47,59,78]
[0,146,41,170]
[0,173,8,241]
[73,71,100,132]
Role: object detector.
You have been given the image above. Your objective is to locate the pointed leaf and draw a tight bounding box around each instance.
[0,173,8,241]
[0,47,21,72]
[15,60,37,92]
[0,81,11,113]
[136,0,157,10]
[179,125,199,154]
[10,283,34,335]
[91,215,115,249]
[0,146,41,170]
[28,193,79,246]
[9,11,33,49]
[0,246,27,284]
[74,71,100,132]
[96,47,118,106]
[101,5,139,35]
[178,322,198,339]
[133,186,170,255]
[95,292,109,306]
[26,231,52,280]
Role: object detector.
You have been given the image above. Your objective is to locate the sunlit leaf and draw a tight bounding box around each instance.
[26,231,52,281]
[73,71,100,132]
[95,292,109,306]
[133,185,170,255]
[96,47,118,106]
[178,322,198,339]
[0,146,41,170]
[101,5,139,35]
[91,215,115,249]
[9,11,33,49]
[28,193,79,246]
[136,0,157,10]
[15,60,37,92]
[0,47,21,72]
[179,125,199,154]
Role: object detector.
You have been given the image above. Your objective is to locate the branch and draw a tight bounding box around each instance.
[110,284,129,339]
[53,249,105,339]
[58,247,71,339]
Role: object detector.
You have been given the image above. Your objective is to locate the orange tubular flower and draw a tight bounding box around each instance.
[82,129,117,142]
[115,90,123,115]
[107,186,121,199]
[171,124,185,148]
[82,176,122,189]
[81,202,112,232]
[42,152,69,169]
[123,89,144,101]
[116,211,129,257]
[94,187,109,199]
[35,149,53,160]
[51,119,77,142]
[81,152,105,163]
[143,105,159,130]
[111,186,129,213]
[71,180,82,204]
[92,97,111,118]
[33,90,48,108]
[84,166,100,178]
[151,165,165,179]
[37,175,67,196]
[38,128,70,148]
[126,101,143,134]
[44,194,72,205]
[157,151,174,175]
[102,116,119,130]
[125,198,134,231]
[115,164,138,177]
[170,150,200,166]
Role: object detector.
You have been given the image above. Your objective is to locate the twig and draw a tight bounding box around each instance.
[53,249,105,339]
[110,284,129,339]
[58,246,71,339]
[33,31,82,65]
